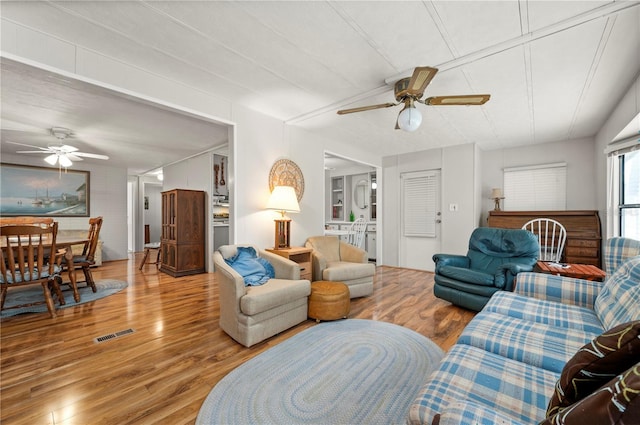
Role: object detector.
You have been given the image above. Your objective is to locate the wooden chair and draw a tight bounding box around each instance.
[522,218,567,262]
[139,224,161,270]
[0,222,65,318]
[68,217,103,292]
[347,218,367,249]
[0,217,54,226]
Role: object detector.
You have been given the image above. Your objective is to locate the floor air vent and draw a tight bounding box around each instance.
[94,328,135,344]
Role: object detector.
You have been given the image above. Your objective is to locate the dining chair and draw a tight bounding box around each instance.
[0,222,65,318]
[139,224,161,270]
[68,216,103,292]
[348,218,368,249]
[0,217,54,226]
[522,218,567,262]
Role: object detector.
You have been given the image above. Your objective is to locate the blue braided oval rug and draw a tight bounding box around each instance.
[1,279,128,318]
[196,319,444,425]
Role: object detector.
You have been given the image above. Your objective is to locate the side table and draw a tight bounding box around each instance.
[534,261,605,282]
[265,247,313,281]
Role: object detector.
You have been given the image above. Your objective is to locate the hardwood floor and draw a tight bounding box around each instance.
[0,254,476,425]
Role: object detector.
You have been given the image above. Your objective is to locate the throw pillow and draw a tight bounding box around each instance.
[546,320,640,417]
[540,362,640,425]
[225,246,275,286]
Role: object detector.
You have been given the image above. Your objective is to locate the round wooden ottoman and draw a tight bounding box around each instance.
[308,280,351,322]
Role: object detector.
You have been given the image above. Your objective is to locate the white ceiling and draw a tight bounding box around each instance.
[1,1,639,175]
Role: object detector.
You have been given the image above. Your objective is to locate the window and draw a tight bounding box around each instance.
[503,163,567,210]
[619,150,640,239]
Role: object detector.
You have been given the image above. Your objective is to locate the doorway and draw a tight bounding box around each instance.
[324,152,381,264]
[399,169,441,272]
[143,182,162,245]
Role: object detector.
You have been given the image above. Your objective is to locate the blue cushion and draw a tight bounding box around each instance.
[224,246,275,286]
[0,265,62,284]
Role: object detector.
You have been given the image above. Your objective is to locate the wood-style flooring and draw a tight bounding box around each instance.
[0,254,476,425]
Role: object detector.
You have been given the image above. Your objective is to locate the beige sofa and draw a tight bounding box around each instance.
[58,229,103,266]
[305,236,375,298]
[213,245,311,347]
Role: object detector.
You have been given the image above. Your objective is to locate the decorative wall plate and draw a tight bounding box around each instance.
[269,159,305,202]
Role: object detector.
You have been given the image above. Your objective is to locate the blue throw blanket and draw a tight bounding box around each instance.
[224,246,274,286]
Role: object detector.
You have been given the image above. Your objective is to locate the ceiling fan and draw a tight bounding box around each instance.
[337,66,490,132]
[8,127,109,168]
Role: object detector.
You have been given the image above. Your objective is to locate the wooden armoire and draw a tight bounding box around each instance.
[160,189,205,277]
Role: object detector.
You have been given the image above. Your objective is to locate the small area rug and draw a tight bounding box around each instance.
[196,319,444,425]
[1,279,128,318]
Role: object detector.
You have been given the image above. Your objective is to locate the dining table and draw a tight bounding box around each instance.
[1,235,89,304]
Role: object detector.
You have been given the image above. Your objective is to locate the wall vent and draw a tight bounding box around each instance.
[94,328,135,344]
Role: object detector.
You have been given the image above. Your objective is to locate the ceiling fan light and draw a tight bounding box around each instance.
[44,154,59,165]
[397,106,422,132]
[59,155,73,168]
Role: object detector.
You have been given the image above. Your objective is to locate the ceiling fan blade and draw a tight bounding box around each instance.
[424,94,491,106]
[15,150,49,154]
[406,67,438,98]
[65,153,84,161]
[5,141,50,151]
[337,102,397,115]
[72,152,110,160]
[60,145,79,153]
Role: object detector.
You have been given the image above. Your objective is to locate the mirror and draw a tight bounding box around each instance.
[354,179,368,209]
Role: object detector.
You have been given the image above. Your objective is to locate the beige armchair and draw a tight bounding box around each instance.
[305,236,375,298]
[213,245,311,347]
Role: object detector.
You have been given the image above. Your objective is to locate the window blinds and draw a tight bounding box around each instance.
[402,170,439,237]
[503,163,567,210]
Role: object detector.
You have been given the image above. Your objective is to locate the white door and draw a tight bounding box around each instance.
[399,170,441,271]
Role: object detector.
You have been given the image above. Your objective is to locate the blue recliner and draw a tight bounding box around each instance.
[433,227,539,311]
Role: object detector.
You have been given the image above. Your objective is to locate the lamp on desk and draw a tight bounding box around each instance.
[491,188,505,211]
[266,185,300,249]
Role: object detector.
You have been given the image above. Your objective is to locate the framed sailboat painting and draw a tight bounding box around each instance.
[0,163,90,217]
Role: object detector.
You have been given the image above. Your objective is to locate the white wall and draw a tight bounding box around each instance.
[595,74,640,238]
[163,151,213,270]
[382,143,477,270]
[480,137,597,225]
[143,184,162,243]
[1,153,128,261]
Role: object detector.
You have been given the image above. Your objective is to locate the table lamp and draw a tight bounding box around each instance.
[266,185,300,249]
[491,188,505,211]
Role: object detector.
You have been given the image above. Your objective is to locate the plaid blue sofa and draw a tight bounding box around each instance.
[408,237,640,425]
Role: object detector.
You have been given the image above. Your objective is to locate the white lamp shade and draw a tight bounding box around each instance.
[266,186,300,215]
[58,155,73,167]
[44,154,59,165]
[491,188,504,198]
[397,107,422,132]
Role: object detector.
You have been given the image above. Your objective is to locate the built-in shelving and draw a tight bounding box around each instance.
[331,176,344,220]
[370,172,377,221]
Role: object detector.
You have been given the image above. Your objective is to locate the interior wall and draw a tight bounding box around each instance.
[480,137,597,224]
[442,144,477,255]
[595,74,640,239]
[381,143,477,270]
[1,153,129,261]
[163,152,213,271]
[143,183,162,243]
